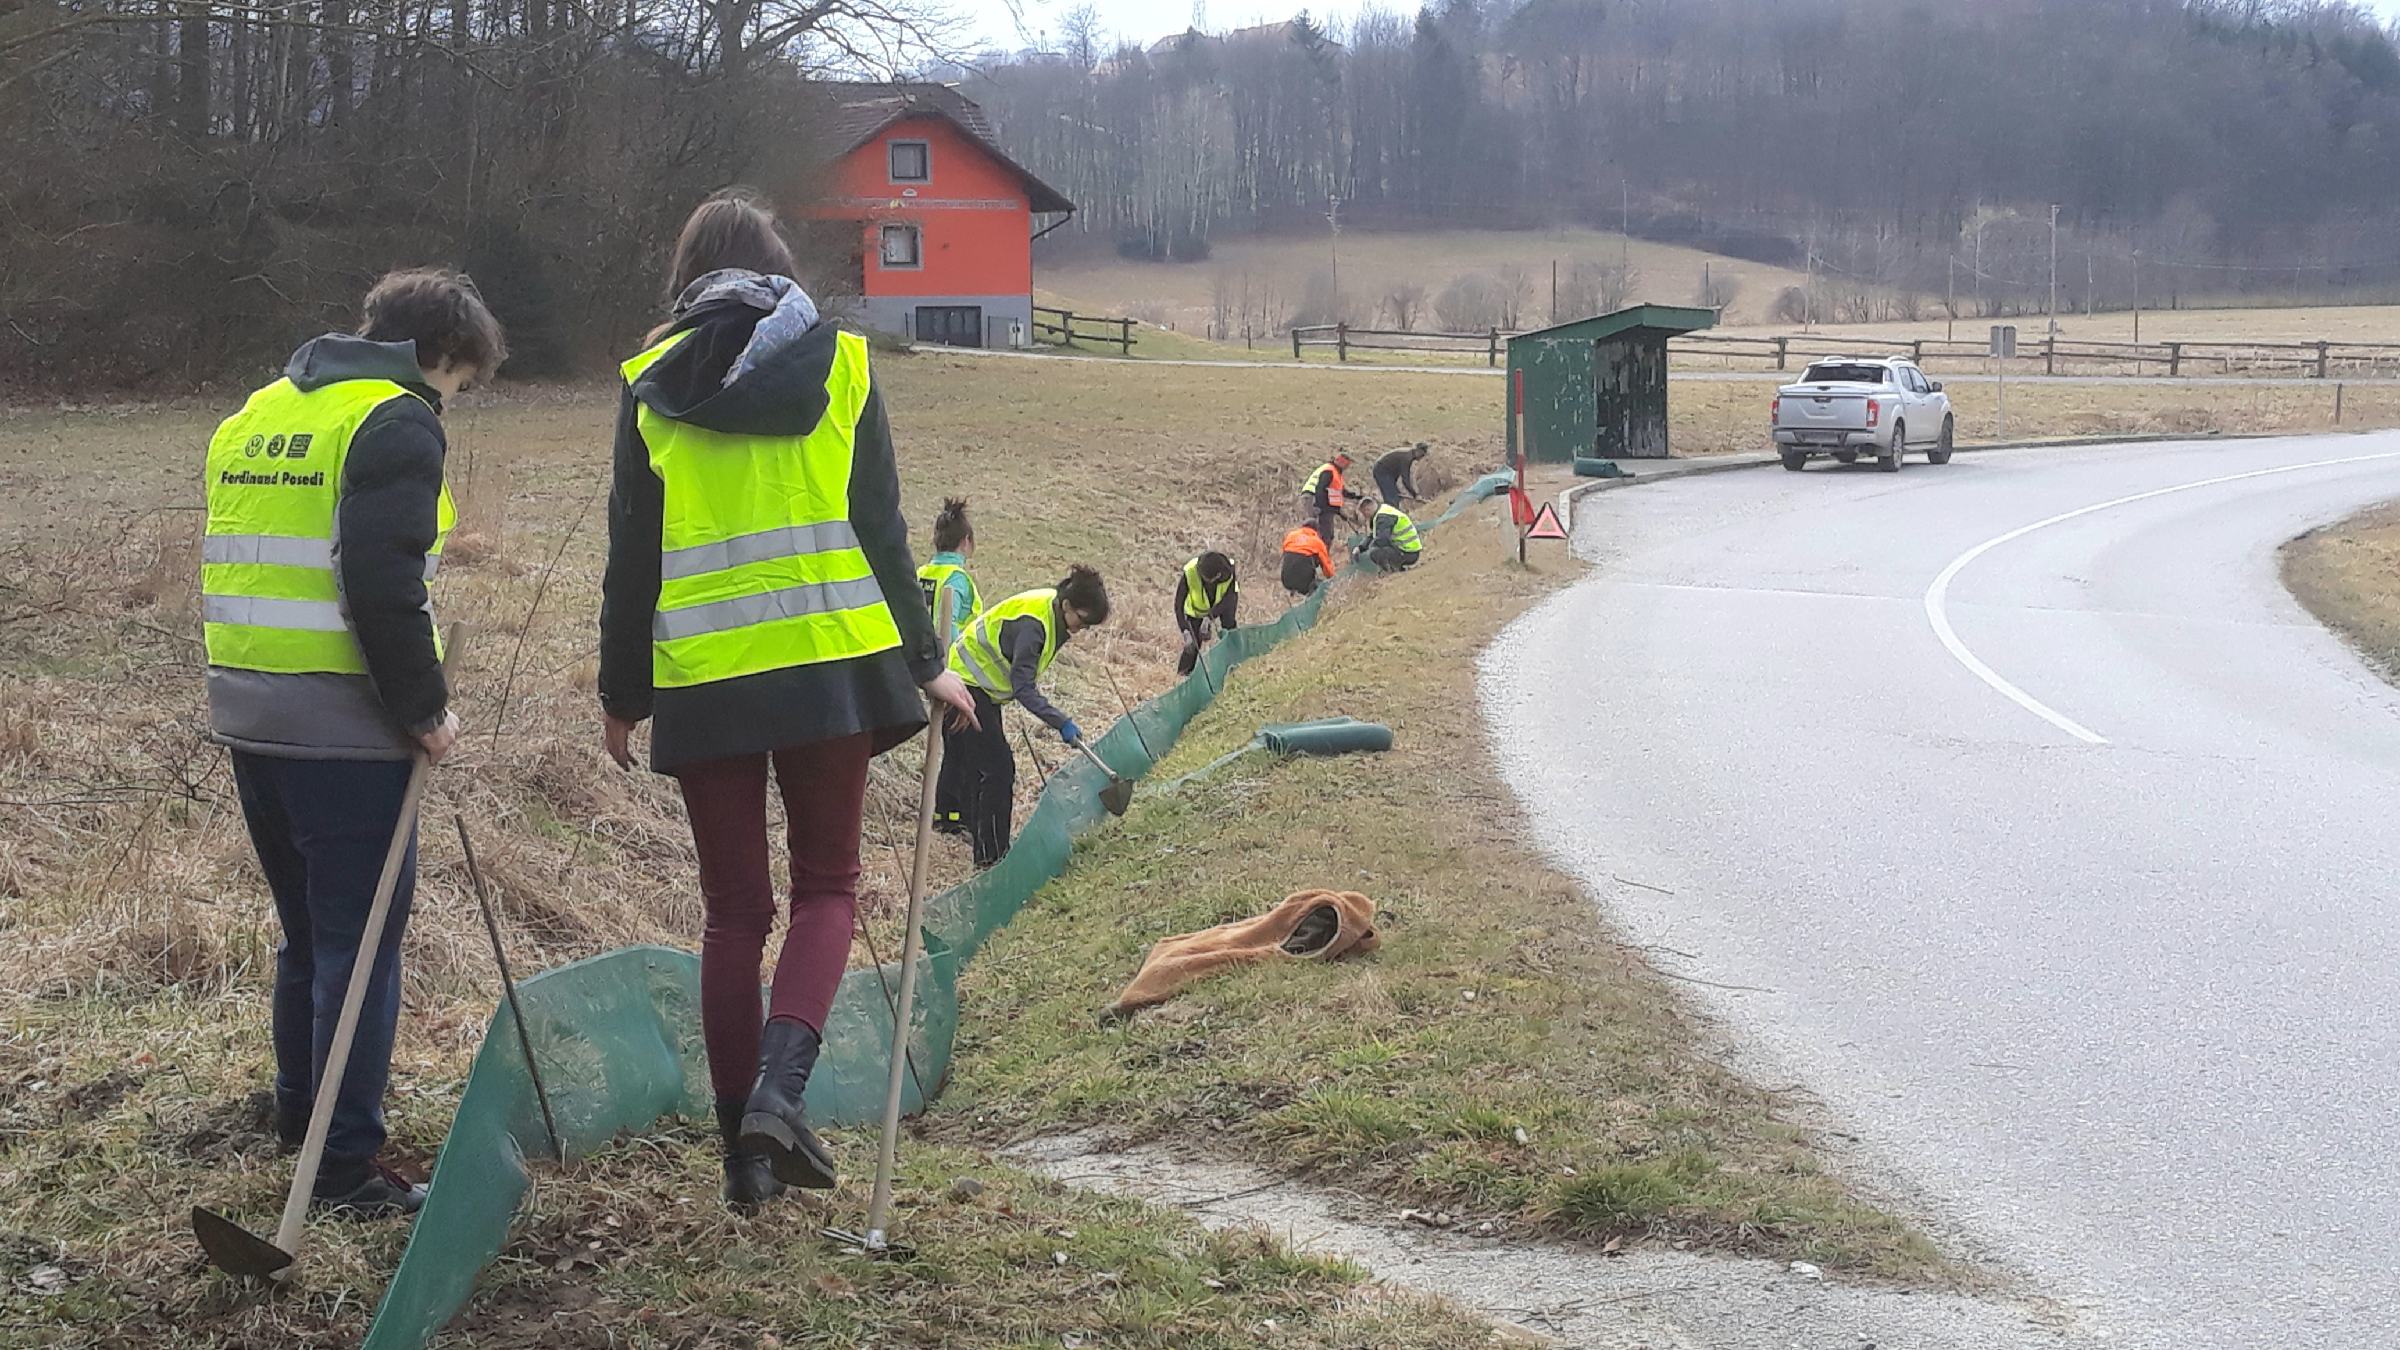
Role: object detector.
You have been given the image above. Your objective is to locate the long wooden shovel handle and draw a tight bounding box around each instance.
[270,748,431,1260]
[866,703,946,1247]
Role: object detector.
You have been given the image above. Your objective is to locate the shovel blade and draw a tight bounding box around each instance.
[1100,779,1134,816]
[192,1206,295,1278]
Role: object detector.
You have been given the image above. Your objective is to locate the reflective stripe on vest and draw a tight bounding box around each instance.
[202,377,453,676]
[1377,505,1422,553]
[1299,462,1346,505]
[1181,557,1234,618]
[947,588,1059,700]
[622,327,902,689]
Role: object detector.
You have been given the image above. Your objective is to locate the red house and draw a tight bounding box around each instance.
[812,83,1075,348]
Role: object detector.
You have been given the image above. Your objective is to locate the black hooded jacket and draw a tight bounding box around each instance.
[598,302,938,773]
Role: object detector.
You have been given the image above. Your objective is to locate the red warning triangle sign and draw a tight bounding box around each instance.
[1525,501,1568,540]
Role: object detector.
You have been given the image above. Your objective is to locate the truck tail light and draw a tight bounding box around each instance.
[1770,395,1781,421]
[1866,399,1882,427]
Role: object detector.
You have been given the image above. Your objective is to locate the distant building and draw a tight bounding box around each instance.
[808,82,1075,348]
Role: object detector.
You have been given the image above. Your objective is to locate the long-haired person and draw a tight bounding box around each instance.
[598,192,976,1208]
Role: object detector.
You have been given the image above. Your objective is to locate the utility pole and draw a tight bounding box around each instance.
[1621,181,1630,275]
[1805,225,1817,330]
[2047,203,2060,335]
[1550,258,1559,323]
[1947,255,1956,342]
[1326,195,1342,314]
[2132,249,2142,345]
[2085,251,2094,317]
[1973,219,1985,317]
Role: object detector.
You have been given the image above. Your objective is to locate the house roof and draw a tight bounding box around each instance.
[817,81,1075,215]
[1509,303,1719,344]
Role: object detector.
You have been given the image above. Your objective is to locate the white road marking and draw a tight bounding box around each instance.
[1923,450,2400,744]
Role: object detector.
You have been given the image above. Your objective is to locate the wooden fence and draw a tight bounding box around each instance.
[1289,322,2400,379]
[1290,323,1511,365]
[1031,305,1136,355]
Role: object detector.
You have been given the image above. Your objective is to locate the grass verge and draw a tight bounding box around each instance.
[937,497,1945,1280]
[2282,498,2400,679]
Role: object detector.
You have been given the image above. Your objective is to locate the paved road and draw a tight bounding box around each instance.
[1483,434,2400,1349]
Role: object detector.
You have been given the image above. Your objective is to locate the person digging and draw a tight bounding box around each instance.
[1172,550,1238,676]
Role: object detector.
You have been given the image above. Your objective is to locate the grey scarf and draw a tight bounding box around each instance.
[672,268,823,388]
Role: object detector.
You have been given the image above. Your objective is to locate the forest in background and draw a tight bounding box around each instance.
[963,0,2400,326]
[7,0,2400,386]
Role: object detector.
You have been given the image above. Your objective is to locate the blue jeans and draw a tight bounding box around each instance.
[230,751,416,1182]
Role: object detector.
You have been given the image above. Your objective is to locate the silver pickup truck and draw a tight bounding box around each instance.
[1770,356,1955,472]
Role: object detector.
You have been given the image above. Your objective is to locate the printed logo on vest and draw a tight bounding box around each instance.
[285,434,312,461]
[244,434,265,458]
[265,435,287,459]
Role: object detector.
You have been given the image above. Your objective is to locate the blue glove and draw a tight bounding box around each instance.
[1058,719,1083,746]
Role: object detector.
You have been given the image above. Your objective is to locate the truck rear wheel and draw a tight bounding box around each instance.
[1780,450,1808,471]
[1879,424,1904,473]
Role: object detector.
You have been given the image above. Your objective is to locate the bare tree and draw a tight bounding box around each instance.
[1382,281,1428,330]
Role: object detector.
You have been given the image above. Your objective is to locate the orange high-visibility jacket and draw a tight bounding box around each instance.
[1281,524,1335,578]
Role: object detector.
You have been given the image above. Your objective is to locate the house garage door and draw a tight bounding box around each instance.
[915,306,984,348]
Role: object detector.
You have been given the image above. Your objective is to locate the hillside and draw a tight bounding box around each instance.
[1039,226,1811,336]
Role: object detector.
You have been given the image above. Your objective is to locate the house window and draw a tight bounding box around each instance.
[888,140,929,183]
[879,223,921,268]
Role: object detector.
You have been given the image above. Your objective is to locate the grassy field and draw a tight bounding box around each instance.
[1040,226,1812,333]
[2282,500,2400,682]
[0,350,1939,1343]
[1715,301,2400,347]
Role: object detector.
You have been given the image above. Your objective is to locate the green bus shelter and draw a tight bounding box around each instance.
[1505,304,1717,463]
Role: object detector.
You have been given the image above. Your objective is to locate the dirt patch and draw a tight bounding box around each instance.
[159,1089,278,1164]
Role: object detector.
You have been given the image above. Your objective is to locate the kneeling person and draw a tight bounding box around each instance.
[1280,523,1335,597]
[1366,499,1422,572]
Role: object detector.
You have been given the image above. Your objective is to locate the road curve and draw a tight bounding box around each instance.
[1483,433,2400,1349]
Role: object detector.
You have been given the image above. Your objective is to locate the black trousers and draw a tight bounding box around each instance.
[1374,468,1406,505]
[933,722,970,830]
[1175,595,1239,674]
[1367,544,1419,572]
[1280,552,1321,596]
[955,686,1016,866]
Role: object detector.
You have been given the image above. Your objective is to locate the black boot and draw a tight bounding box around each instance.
[738,1018,838,1189]
[717,1099,785,1210]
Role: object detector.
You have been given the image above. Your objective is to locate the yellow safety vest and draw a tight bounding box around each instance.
[917,559,979,636]
[948,588,1060,700]
[1300,462,1347,506]
[1377,504,1422,554]
[202,378,454,675]
[1181,557,1235,618]
[623,328,901,690]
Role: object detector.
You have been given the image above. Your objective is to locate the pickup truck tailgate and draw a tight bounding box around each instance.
[1781,391,1869,431]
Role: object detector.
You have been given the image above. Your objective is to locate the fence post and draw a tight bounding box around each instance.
[2043,337,2055,376]
[1775,336,1788,370]
[1061,311,1077,348]
[1488,328,1500,367]
[2167,342,2182,378]
[2315,340,2330,380]
[1911,339,1924,364]
[1336,322,1349,362]
[1292,328,1304,361]
[2336,382,2346,424]
[1118,318,1134,355]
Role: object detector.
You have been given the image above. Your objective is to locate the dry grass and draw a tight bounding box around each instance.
[1041,226,1814,333]
[1716,301,2400,347]
[934,499,1945,1281]
[0,355,1531,1342]
[2282,499,2400,681]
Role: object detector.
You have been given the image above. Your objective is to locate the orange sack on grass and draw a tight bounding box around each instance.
[1110,889,1381,1017]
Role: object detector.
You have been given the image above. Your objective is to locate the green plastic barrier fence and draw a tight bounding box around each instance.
[1257,717,1394,756]
[359,469,1511,1347]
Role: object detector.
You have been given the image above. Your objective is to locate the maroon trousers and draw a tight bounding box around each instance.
[674,733,870,1104]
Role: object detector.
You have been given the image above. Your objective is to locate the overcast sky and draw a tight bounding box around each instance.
[948,0,2400,56]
